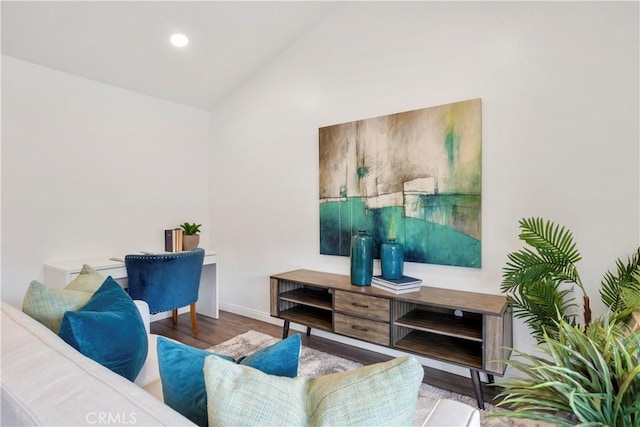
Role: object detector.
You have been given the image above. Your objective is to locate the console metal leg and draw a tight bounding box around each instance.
[470,369,485,410]
[487,374,495,385]
[283,320,290,339]
[306,327,311,337]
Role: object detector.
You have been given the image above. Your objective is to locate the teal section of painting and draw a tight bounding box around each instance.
[320,198,374,257]
[319,196,481,268]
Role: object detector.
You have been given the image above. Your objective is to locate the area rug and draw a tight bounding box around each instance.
[209,330,549,427]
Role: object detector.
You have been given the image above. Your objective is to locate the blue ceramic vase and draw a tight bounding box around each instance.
[350,230,373,286]
[381,238,404,280]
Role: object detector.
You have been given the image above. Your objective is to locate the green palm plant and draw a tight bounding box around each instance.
[490,318,640,426]
[502,217,640,342]
[600,250,640,324]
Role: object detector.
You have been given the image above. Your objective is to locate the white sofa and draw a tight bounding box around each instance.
[1,301,193,426]
[1,300,479,427]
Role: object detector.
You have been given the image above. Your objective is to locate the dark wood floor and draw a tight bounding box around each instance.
[151,310,502,406]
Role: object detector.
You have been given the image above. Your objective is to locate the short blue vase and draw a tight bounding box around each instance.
[350,230,373,286]
[381,238,404,280]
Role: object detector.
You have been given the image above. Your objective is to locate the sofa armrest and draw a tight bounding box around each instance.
[133,299,150,334]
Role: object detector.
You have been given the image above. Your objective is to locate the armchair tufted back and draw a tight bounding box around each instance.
[125,248,205,315]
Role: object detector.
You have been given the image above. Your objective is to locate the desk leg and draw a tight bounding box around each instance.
[470,369,485,410]
[196,262,219,318]
[283,320,290,339]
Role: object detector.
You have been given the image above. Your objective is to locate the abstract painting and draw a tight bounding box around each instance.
[319,98,482,268]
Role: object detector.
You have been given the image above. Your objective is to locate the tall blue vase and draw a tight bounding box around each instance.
[381,238,404,280]
[350,230,373,286]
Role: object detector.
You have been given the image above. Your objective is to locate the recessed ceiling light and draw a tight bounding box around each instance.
[170,33,189,48]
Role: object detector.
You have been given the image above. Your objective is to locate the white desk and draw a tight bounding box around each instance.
[43,251,219,321]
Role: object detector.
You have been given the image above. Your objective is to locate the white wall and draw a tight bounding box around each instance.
[210,2,639,374]
[1,56,211,307]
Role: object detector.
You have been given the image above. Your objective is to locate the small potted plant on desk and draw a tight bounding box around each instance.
[180,222,202,251]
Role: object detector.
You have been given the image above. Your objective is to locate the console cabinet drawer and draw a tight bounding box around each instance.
[334,291,390,321]
[334,313,390,346]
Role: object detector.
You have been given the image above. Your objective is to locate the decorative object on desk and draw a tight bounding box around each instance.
[371,274,422,294]
[180,222,202,251]
[350,230,373,286]
[319,98,482,269]
[164,229,184,252]
[381,238,404,280]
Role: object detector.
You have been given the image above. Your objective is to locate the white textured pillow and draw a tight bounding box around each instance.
[203,355,423,427]
[65,264,106,293]
[22,265,105,333]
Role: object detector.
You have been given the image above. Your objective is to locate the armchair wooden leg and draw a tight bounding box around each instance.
[172,309,178,325]
[190,303,199,335]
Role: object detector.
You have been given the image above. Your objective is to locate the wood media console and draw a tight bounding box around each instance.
[270,269,512,409]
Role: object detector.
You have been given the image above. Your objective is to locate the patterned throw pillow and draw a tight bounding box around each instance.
[203,355,423,427]
[64,264,105,293]
[157,334,301,427]
[22,281,92,333]
[22,264,105,333]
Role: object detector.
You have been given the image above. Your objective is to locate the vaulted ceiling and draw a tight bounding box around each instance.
[2,1,340,110]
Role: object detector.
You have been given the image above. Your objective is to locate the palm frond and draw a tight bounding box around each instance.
[503,217,584,293]
[600,248,640,323]
[506,278,577,342]
[518,217,582,266]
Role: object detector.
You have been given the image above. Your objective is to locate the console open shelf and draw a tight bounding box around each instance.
[279,287,333,310]
[394,328,483,369]
[279,305,332,332]
[394,308,483,342]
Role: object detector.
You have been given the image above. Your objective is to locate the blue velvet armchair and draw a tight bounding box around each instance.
[125,248,205,334]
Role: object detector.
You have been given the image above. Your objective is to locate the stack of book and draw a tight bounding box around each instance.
[371,275,422,294]
[164,229,183,252]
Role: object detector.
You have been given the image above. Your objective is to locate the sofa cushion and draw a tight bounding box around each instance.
[21,265,105,333]
[58,277,148,381]
[157,334,301,427]
[203,355,423,427]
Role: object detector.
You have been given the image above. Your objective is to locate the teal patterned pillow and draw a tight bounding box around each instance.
[157,334,301,427]
[203,356,423,427]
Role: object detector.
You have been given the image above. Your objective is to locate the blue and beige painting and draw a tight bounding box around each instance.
[319,99,482,268]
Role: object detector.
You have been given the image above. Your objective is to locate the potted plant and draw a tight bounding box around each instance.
[492,217,640,425]
[490,317,640,426]
[501,217,640,342]
[180,222,202,251]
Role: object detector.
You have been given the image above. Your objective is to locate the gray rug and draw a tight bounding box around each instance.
[209,330,549,427]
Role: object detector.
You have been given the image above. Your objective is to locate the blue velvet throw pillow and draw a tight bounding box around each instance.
[58,277,148,382]
[157,334,301,427]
